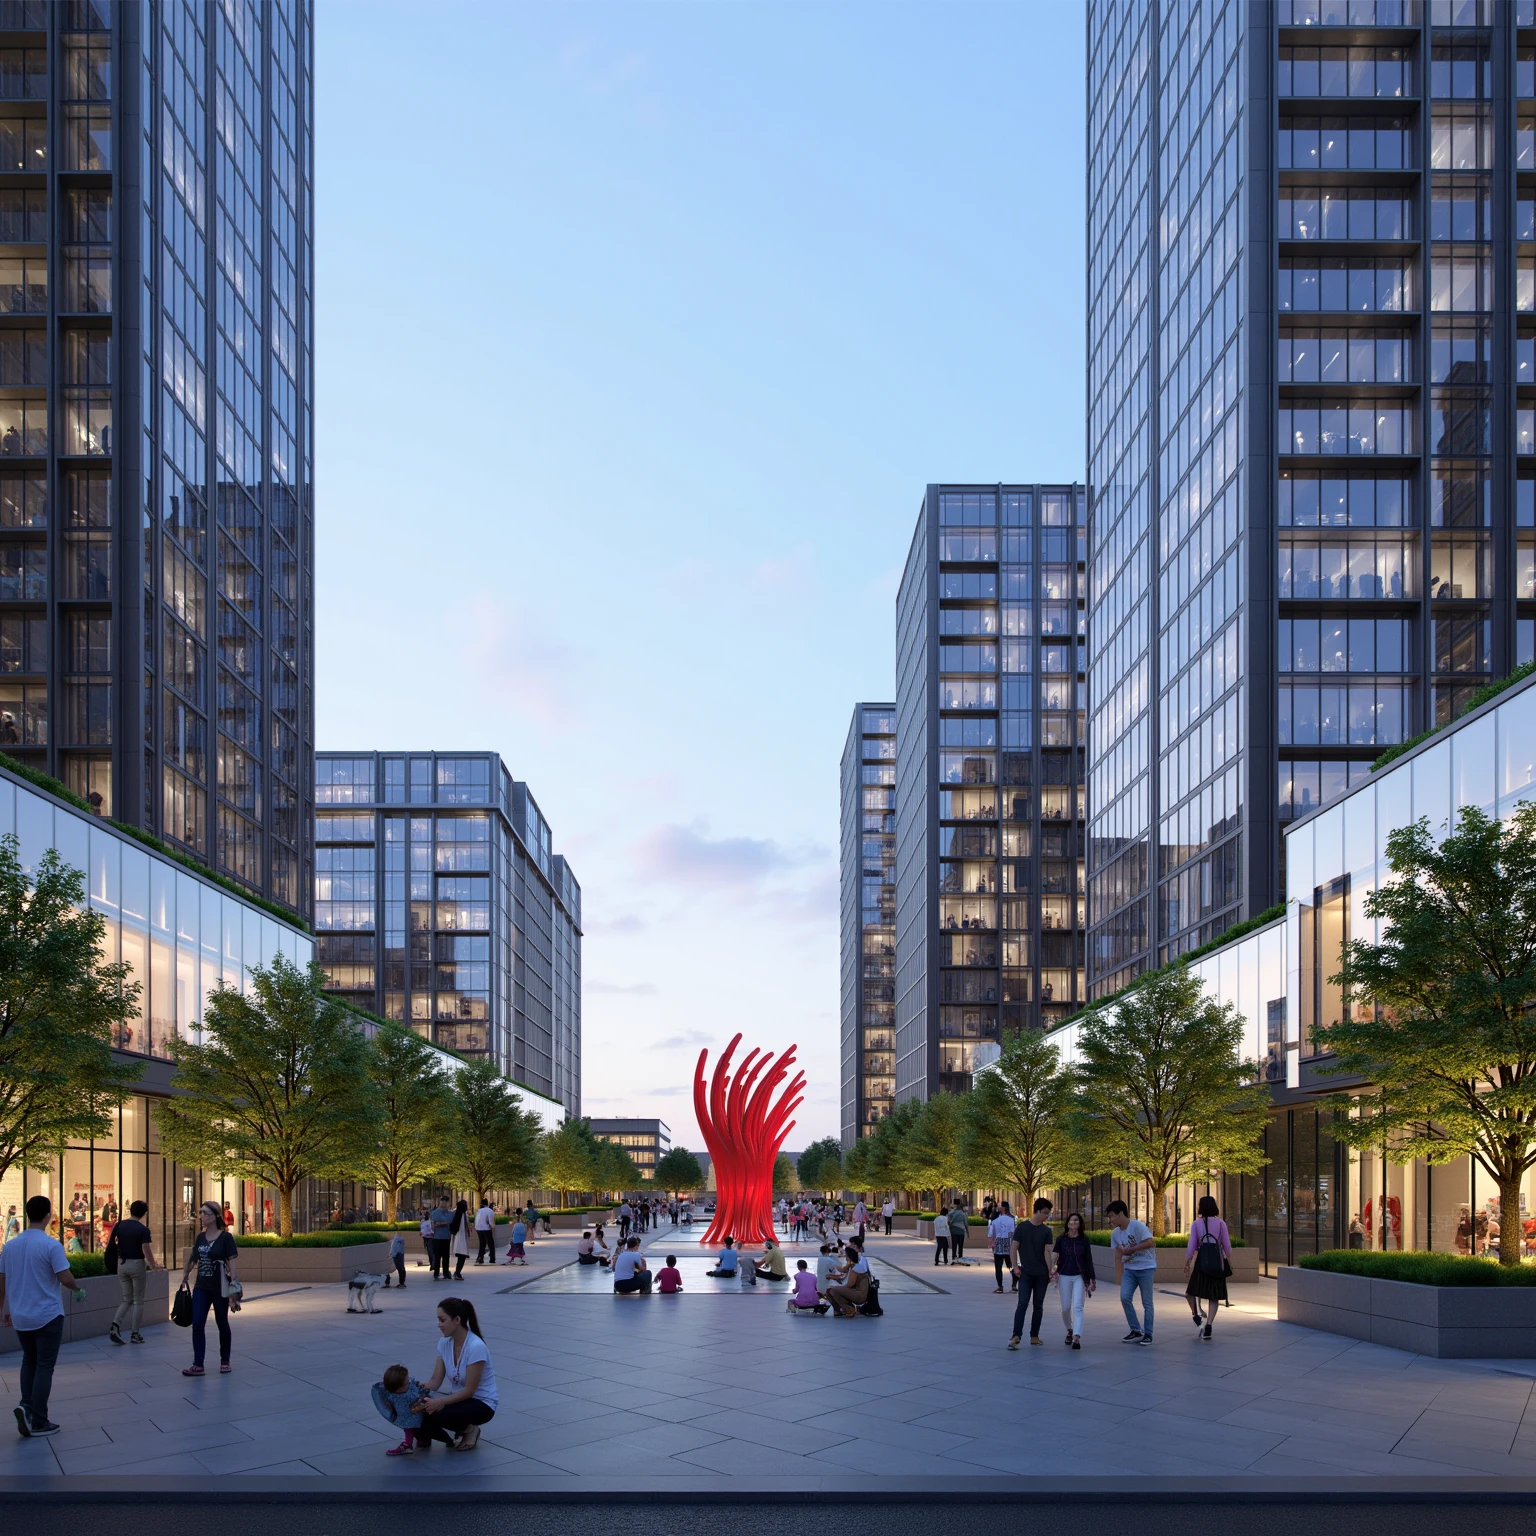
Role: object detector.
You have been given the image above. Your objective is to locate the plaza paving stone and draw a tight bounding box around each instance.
[1,1226,1535,1491]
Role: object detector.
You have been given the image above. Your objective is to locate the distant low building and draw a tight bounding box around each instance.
[590,1118,670,1183]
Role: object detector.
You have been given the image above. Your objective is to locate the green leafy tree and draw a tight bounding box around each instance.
[653,1145,704,1195]
[795,1135,843,1196]
[356,1023,455,1222]
[541,1117,601,1205]
[841,1133,871,1194]
[862,1097,924,1202]
[1074,965,1270,1235]
[962,1029,1083,1208]
[445,1056,544,1203]
[1325,804,1536,1266]
[0,839,142,1185]
[593,1138,640,1196]
[904,1092,974,1206]
[155,955,377,1237]
[772,1151,797,1192]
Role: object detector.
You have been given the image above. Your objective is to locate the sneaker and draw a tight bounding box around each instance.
[219,1362,232,1374]
[28,1419,59,1437]
[1065,1330,1073,1346]
[13,1406,30,1438]
[130,1332,145,1344]
[109,1323,124,1345]
[1121,1330,1143,1343]
[182,1366,205,1376]
[1192,1311,1204,1330]
[1139,1335,1154,1346]
[993,1287,1004,1294]
[385,1440,415,1457]
[1007,1335,1021,1350]
[1029,1336,1043,1346]
[1071,1337,1082,1350]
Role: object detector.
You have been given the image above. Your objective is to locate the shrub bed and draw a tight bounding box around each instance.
[1084,1230,1248,1247]
[1298,1249,1536,1286]
[236,1232,390,1248]
[67,1253,107,1278]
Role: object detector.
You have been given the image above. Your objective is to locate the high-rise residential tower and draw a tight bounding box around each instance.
[1086,0,1531,996]
[313,751,582,1116]
[839,701,896,1144]
[0,1,315,919]
[893,484,1087,1102]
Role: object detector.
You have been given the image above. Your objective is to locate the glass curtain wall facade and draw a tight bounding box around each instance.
[839,702,895,1145]
[894,484,1087,1102]
[1087,0,1530,995]
[0,1,315,920]
[313,751,582,1117]
[589,1119,671,1184]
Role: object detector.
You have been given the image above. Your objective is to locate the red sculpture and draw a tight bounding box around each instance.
[693,1033,803,1246]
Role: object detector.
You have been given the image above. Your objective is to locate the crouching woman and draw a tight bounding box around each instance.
[413,1298,498,1451]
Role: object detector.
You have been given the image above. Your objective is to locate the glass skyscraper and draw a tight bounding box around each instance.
[839,702,895,1143]
[1085,0,1528,995]
[893,484,1087,1102]
[313,751,581,1117]
[0,0,314,919]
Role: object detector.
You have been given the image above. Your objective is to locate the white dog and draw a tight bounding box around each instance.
[347,1271,387,1313]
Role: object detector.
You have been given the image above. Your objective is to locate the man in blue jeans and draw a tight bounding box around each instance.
[1106,1199,1157,1345]
[0,1195,83,1437]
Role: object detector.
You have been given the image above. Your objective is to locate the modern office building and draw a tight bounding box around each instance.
[1085,0,1536,995]
[892,483,1087,1102]
[0,0,314,920]
[839,702,896,1144]
[312,751,582,1116]
[589,1118,671,1183]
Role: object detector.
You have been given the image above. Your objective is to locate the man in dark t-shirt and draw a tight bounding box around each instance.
[1008,1199,1057,1349]
[107,1200,156,1345]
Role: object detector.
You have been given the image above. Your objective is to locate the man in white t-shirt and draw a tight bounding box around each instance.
[0,1195,82,1438]
[987,1202,1017,1293]
[1107,1199,1158,1344]
[881,1198,895,1236]
[612,1237,652,1295]
[473,1200,496,1265]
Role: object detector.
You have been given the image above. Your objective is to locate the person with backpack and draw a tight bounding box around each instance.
[1184,1194,1232,1340]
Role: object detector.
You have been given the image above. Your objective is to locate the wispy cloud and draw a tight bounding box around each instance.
[447,598,588,732]
[631,822,826,893]
[585,913,647,936]
[589,981,658,997]
[655,1030,713,1049]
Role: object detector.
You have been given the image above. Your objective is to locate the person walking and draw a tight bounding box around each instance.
[180,1199,240,1376]
[947,1202,969,1263]
[853,1198,868,1241]
[1052,1211,1096,1349]
[1006,1199,1054,1348]
[934,1206,951,1266]
[1184,1195,1232,1340]
[449,1200,470,1280]
[1107,1199,1157,1345]
[428,1195,454,1281]
[880,1198,895,1237]
[386,1228,407,1289]
[106,1199,156,1344]
[988,1201,1017,1292]
[618,1200,632,1240]
[473,1199,496,1265]
[414,1297,498,1450]
[0,1195,81,1436]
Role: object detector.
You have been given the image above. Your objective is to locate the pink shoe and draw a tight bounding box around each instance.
[385,1440,415,1457]
[219,1362,231,1374]
[182,1366,205,1376]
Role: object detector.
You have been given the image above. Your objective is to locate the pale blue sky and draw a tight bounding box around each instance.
[315,2,1086,1147]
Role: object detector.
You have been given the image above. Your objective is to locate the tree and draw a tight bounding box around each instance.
[772,1152,797,1192]
[593,1138,640,1196]
[962,1029,1083,1208]
[1074,965,1270,1235]
[795,1135,843,1196]
[653,1145,703,1195]
[862,1097,924,1200]
[445,1056,544,1203]
[903,1092,974,1206]
[541,1117,601,1206]
[1324,804,1536,1266]
[841,1133,871,1194]
[155,955,376,1237]
[0,839,142,1185]
[356,1023,455,1222]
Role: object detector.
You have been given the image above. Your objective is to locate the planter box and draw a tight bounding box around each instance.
[0,1270,170,1356]
[235,1240,393,1283]
[1094,1245,1259,1286]
[1277,1265,1536,1357]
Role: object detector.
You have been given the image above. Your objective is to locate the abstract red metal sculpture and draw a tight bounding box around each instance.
[693,1032,803,1247]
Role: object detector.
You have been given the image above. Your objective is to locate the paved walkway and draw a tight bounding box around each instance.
[3,1227,1536,1491]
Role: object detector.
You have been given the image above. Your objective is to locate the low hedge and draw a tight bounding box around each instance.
[68,1253,107,1278]
[1298,1250,1536,1286]
[236,1232,389,1248]
[1084,1229,1247,1248]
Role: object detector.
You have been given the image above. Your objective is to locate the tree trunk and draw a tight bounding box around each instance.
[1147,1180,1167,1238]
[385,1187,398,1224]
[1498,1170,1525,1267]
[278,1183,294,1239]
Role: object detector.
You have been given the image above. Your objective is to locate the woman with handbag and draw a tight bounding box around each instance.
[449,1200,470,1281]
[1183,1194,1232,1341]
[179,1200,241,1376]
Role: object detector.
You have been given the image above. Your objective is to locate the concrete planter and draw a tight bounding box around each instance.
[0,1269,170,1355]
[1092,1244,1259,1286]
[235,1240,393,1283]
[1277,1265,1536,1358]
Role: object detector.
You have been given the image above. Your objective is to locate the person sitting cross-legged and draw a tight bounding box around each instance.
[754,1237,789,1282]
[706,1237,740,1278]
[611,1237,652,1296]
[787,1258,828,1314]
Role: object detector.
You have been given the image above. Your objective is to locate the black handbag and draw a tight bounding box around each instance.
[102,1229,119,1276]
[171,1284,193,1327]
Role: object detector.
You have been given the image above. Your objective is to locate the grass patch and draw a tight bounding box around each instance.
[237,1231,389,1248]
[1298,1249,1536,1285]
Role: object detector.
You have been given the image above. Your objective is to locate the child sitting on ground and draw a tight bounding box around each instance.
[371,1363,429,1457]
[657,1255,683,1293]
[788,1258,828,1313]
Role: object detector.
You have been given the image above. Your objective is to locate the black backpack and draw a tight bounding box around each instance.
[859,1276,883,1317]
[1194,1219,1225,1278]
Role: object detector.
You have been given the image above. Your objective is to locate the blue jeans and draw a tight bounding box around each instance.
[191,1285,231,1366]
[1120,1268,1155,1336]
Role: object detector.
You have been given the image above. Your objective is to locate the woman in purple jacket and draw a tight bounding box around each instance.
[1052,1212,1096,1349]
[1184,1194,1232,1340]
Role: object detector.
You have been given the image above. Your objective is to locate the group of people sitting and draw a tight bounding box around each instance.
[706,1235,874,1316]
